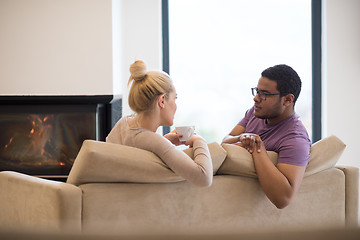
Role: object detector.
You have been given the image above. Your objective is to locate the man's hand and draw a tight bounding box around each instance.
[236,133,263,153]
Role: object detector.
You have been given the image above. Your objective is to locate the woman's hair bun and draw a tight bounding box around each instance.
[129,60,147,82]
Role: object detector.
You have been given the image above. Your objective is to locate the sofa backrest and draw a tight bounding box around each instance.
[67,135,346,185]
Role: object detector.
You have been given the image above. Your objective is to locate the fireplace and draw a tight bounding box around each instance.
[0,95,121,181]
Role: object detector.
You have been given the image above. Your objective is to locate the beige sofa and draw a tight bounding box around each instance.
[0,135,358,234]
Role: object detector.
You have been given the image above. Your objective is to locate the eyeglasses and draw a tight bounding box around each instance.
[251,87,281,101]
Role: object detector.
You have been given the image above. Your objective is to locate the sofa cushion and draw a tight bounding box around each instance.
[305,135,346,176]
[217,145,278,178]
[217,135,346,178]
[66,141,227,186]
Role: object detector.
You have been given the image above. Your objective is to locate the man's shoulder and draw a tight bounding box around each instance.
[276,118,311,165]
[278,123,311,153]
[264,114,311,151]
[287,113,309,135]
[281,116,310,143]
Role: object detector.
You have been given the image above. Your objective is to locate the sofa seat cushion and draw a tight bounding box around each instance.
[66,141,227,186]
[218,135,346,178]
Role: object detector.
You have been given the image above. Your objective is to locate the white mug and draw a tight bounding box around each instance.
[175,126,195,141]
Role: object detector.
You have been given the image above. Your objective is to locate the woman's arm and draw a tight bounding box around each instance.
[138,132,213,187]
[163,130,184,146]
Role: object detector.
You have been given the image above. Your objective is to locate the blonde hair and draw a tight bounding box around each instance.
[128,60,173,113]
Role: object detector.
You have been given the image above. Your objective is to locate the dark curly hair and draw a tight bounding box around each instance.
[261,64,302,104]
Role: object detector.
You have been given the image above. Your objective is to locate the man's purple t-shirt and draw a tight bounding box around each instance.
[238,107,311,166]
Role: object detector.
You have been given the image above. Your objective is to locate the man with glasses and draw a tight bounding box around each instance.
[222,64,311,209]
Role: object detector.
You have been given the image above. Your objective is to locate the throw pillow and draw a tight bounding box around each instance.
[217,135,346,178]
[304,135,346,176]
[67,140,227,186]
[217,144,278,178]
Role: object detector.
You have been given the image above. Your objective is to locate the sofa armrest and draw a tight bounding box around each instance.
[0,171,82,233]
[336,166,359,227]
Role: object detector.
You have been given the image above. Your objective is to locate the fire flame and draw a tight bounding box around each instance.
[3,114,58,165]
[27,115,54,157]
[4,137,14,149]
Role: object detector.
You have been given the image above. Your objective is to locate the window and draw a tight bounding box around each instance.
[165,0,315,143]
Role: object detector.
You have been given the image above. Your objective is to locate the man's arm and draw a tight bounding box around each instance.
[253,149,306,209]
[241,135,306,209]
[221,124,246,144]
[223,127,306,208]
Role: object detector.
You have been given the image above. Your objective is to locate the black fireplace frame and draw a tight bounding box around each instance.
[0,95,122,180]
[0,95,121,139]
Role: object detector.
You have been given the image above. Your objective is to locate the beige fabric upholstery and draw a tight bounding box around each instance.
[68,135,346,186]
[2,226,360,240]
[0,171,82,232]
[336,166,359,227]
[218,145,278,177]
[0,135,357,234]
[218,135,346,178]
[306,135,346,176]
[79,168,347,233]
[67,141,227,186]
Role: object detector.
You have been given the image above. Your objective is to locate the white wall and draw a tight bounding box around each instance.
[0,0,113,95]
[0,0,162,99]
[323,0,360,169]
[118,0,162,116]
[112,0,122,97]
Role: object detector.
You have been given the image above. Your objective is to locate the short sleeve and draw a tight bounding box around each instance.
[238,107,254,128]
[277,136,311,166]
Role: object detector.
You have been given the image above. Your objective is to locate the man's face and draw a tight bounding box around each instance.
[253,77,285,121]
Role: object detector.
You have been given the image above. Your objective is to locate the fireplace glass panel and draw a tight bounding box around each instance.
[0,105,96,176]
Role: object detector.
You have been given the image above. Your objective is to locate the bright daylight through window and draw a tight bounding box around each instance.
[169,0,312,143]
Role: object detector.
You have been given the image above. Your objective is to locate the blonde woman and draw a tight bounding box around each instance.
[106,60,213,187]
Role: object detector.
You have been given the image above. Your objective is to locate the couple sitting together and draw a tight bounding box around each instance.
[106,60,311,209]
